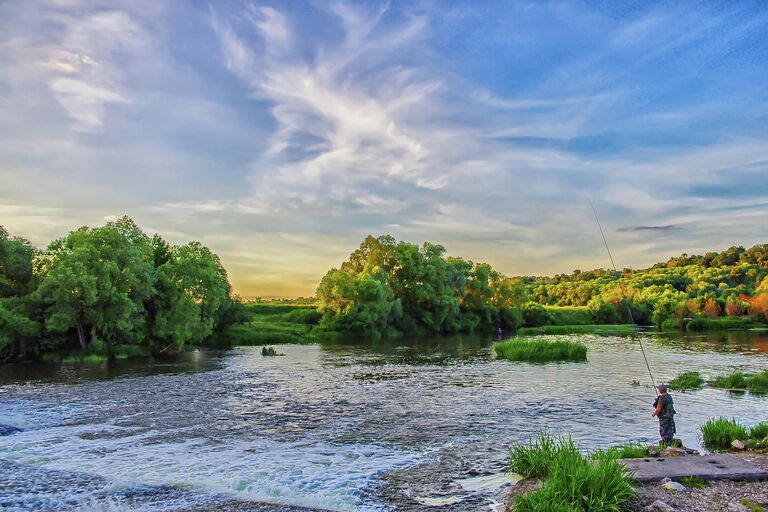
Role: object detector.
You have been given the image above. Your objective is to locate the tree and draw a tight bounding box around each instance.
[36,223,154,348]
[152,242,231,349]
[702,298,722,318]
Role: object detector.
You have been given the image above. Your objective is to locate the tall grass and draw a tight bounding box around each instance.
[749,422,768,441]
[591,442,652,460]
[668,371,704,391]
[495,339,587,362]
[510,434,635,512]
[710,371,768,393]
[700,417,749,449]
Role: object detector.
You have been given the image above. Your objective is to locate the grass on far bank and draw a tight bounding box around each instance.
[668,371,705,391]
[510,432,634,511]
[40,342,152,363]
[709,370,768,393]
[516,324,636,336]
[222,302,324,345]
[495,339,587,363]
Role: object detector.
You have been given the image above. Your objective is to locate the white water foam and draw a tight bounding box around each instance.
[0,419,423,511]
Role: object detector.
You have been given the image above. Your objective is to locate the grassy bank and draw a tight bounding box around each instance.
[495,339,587,362]
[40,342,153,363]
[509,433,634,511]
[516,324,636,335]
[221,302,325,345]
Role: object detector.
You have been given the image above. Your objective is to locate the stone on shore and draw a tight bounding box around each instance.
[645,500,675,512]
[659,447,689,457]
[731,439,746,451]
[661,481,687,493]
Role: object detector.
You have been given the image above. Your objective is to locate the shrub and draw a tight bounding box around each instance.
[546,306,593,326]
[522,302,553,327]
[668,371,704,391]
[495,339,587,362]
[701,417,749,449]
[261,346,284,356]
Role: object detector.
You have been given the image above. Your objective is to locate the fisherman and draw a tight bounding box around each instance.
[497,327,503,339]
[651,384,676,446]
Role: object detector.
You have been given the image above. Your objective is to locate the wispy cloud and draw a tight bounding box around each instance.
[1,0,766,295]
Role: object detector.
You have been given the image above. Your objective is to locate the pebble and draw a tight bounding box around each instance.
[731,439,746,451]
[645,500,676,512]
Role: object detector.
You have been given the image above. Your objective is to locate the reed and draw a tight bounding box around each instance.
[700,417,749,449]
[668,371,704,391]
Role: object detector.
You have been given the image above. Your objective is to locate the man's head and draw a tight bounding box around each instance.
[657,384,668,393]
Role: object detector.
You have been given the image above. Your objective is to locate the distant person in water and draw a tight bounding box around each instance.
[497,327,503,339]
[651,384,676,446]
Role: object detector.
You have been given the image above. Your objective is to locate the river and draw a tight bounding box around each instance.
[1,331,767,511]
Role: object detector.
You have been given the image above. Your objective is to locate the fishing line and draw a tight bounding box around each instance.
[589,200,658,397]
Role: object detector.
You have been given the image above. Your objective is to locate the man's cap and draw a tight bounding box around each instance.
[657,384,668,391]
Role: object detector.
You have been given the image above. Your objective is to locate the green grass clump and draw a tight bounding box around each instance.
[511,434,634,512]
[591,442,651,459]
[261,346,284,356]
[700,417,749,449]
[668,371,705,391]
[710,371,768,393]
[516,324,635,336]
[495,339,587,362]
[686,317,755,332]
[749,422,768,441]
[740,499,767,512]
[681,475,710,488]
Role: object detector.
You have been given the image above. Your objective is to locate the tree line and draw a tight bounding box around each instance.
[0,217,241,360]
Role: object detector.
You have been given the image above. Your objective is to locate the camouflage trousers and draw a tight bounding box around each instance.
[658,416,676,445]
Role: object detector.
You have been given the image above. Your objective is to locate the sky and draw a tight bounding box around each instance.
[1,0,766,297]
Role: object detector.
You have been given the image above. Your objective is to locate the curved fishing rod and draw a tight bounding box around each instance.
[589,200,658,397]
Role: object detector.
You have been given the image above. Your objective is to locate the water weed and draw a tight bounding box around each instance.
[668,371,704,391]
[710,371,768,393]
[261,346,284,356]
[495,339,587,362]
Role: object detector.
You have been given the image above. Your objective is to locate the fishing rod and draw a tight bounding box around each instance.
[589,200,658,398]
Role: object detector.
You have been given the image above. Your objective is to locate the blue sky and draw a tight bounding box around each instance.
[1,0,766,297]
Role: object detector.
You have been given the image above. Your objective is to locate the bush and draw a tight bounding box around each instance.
[701,417,749,449]
[261,346,284,356]
[511,434,635,512]
[546,306,593,326]
[522,302,553,327]
[495,339,587,362]
[668,371,705,391]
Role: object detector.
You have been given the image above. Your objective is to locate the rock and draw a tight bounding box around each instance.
[683,447,700,455]
[659,447,688,457]
[726,501,750,512]
[0,425,23,436]
[645,500,676,512]
[731,439,746,451]
[659,477,672,484]
[661,480,687,493]
[648,448,661,457]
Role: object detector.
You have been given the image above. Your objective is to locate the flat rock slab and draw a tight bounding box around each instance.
[619,455,767,482]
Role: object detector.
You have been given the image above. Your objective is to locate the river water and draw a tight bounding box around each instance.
[1,331,767,512]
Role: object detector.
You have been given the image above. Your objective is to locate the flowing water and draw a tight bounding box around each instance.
[1,331,767,511]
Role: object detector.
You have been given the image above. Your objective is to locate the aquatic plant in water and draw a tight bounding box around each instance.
[668,371,704,391]
[261,346,285,356]
[710,370,768,393]
[494,339,587,362]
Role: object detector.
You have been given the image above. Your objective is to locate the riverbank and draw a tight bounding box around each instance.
[629,452,768,512]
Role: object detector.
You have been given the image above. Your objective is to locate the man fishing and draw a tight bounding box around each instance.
[651,384,676,446]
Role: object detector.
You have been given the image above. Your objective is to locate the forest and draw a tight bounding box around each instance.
[1,220,767,361]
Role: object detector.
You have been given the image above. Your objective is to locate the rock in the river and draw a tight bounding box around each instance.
[661,480,687,493]
[731,439,746,451]
[0,425,23,436]
[659,447,688,457]
[645,500,675,512]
